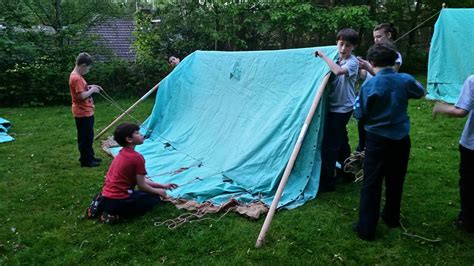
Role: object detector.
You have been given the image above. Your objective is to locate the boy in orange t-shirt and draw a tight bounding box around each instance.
[69,52,102,167]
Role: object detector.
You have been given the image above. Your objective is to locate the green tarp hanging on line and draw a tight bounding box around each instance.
[427,8,474,103]
[111,46,337,210]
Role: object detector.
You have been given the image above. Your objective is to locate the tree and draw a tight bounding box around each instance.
[0,0,133,106]
[133,0,374,59]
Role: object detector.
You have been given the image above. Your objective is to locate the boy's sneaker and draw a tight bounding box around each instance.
[86,193,104,219]
[381,214,401,228]
[352,222,375,241]
[100,212,120,224]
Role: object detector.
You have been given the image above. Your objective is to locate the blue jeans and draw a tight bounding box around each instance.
[356,120,365,152]
[357,132,410,238]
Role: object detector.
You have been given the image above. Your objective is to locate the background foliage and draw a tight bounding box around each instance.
[1,0,474,106]
[0,0,169,106]
[135,1,374,59]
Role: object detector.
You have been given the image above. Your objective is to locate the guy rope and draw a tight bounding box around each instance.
[95,82,160,140]
[393,3,446,44]
[98,87,142,124]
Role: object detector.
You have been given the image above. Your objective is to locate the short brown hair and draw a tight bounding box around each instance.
[76,52,93,66]
[367,42,398,67]
[374,23,397,40]
[336,28,359,46]
[113,123,139,147]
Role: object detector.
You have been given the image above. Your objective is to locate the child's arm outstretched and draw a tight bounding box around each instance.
[145,178,178,190]
[358,57,375,79]
[315,50,347,76]
[136,175,178,199]
[433,75,473,118]
[432,102,468,118]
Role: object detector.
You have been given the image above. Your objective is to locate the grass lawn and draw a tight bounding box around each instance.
[1,76,473,264]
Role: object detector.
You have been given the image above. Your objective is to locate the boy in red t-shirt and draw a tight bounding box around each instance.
[99,123,178,223]
[69,52,102,167]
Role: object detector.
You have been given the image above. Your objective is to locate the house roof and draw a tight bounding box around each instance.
[88,18,136,61]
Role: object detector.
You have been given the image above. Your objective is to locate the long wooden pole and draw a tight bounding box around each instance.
[255,73,330,248]
[94,82,160,140]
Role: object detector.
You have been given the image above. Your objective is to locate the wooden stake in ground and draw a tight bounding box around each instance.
[94,82,160,140]
[255,73,330,248]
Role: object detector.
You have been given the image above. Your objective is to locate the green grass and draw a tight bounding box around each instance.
[1,78,474,264]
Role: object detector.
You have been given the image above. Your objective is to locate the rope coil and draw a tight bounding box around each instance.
[343,151,365,182]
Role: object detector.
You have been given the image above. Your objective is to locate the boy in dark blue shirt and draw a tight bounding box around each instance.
[353,43,425,240]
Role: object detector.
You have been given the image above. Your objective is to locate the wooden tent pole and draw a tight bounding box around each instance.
[94,82,160,140]
[255,73,330,248]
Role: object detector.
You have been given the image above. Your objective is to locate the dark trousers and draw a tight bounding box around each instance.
[459,144,474,224]
[74,116,95,164]
[356,120,366,152]
[357,132,411,238]
[320,111,353,188]
[102,191,162,218]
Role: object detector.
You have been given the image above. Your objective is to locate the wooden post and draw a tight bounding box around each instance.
[255,73,330,248]
[94,82,160,140]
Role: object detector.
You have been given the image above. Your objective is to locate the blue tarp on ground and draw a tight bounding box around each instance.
[0,118,14,143]
[427,8,474,103]
[111,47,337,209]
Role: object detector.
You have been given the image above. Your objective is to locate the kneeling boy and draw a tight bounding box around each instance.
[353,43,425,240]
[100,123,177,223]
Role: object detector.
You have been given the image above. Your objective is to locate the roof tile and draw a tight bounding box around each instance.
[87,18,136,61]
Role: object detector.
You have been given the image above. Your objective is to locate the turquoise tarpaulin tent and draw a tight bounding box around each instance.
[427,8,474,103]
[110,46,337,215]
[0,118,14,143]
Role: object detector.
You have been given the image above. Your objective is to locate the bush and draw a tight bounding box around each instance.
[0,30,94,106]
[0,28,169,107]
[399,46,429,74]
[133,2,375,59]
[87,57,169,99]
